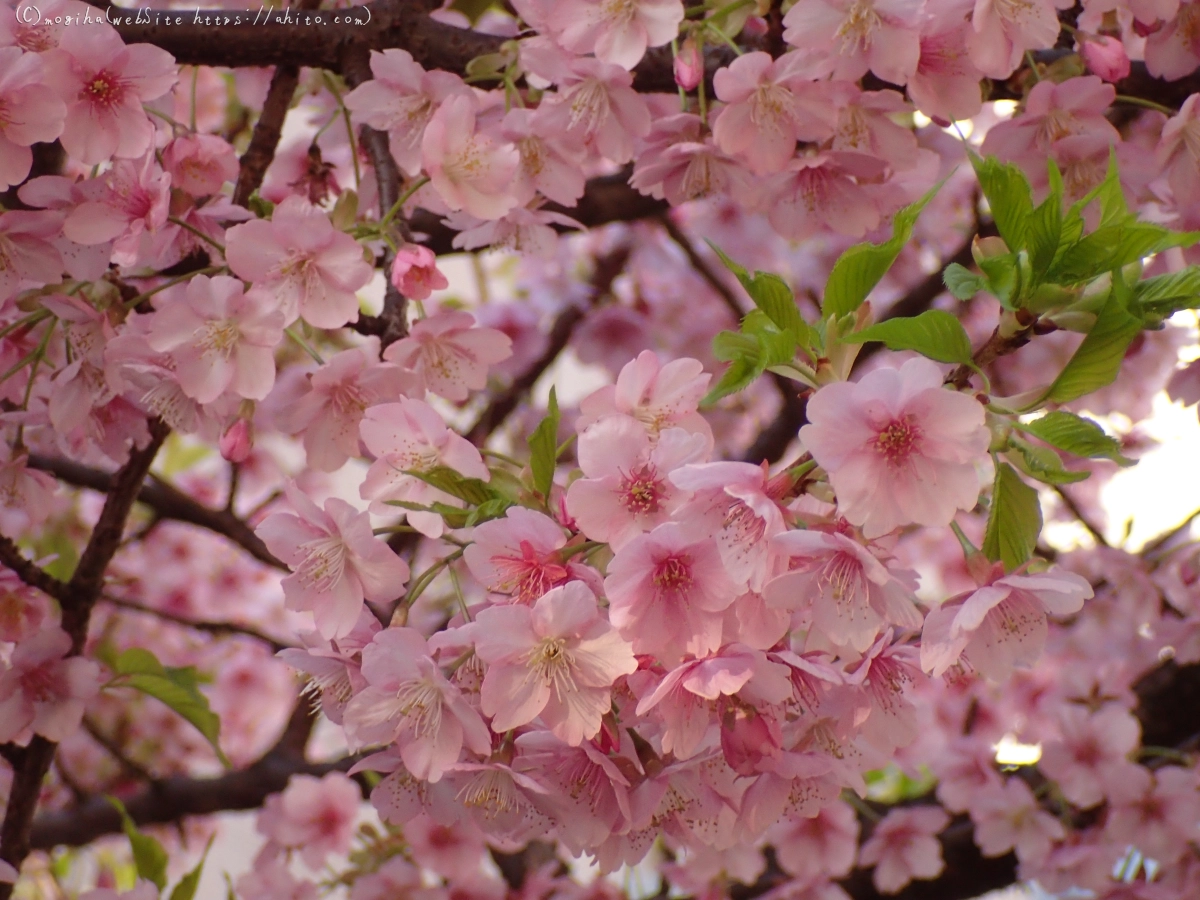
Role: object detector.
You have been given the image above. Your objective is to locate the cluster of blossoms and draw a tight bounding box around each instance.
[3,1,1200,900]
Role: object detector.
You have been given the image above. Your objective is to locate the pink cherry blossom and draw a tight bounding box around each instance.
[669,461,790,590]
[277,613,379,725]
[473,581,637,745]
[79,882,159,900]
[981,77,1118,168]
[674,36,703,90]
[630,115,748,205]
[220,418,253,463]
[358,398,490,537]
[257,772,362,869]
[225,196,374,329]
[766,525,922,652]
[711,52,838,176]
[462,506,573,605]
[145,274,285,404]
[858,806,950,894]
[234,849,318,900]
[390,244,449,301]
[1104,766,1200,865]
[604,522,738,662]
[0,626,100,743]
[907,14,985,124]
[532,58,651,165]
[967,0,1062,78]
[969,778,1064,866]
[383,310,513,402]
[1145,2,1200,81]
[0,47,66,189]
[0,210,64,302]
[1080,34,1131,81]
[500,107,588,206]
[0,447,57,529]
[276,342,419,472]
[62,153,171,269]
[920,568,1093,680]
[256,483,411,640]
[578,350,713,445]
[782,0,923,84]
[766,151,888,242]
[41,26,177,165]
[162,133,239,197]
[768,801,860,883]
[342,627,492,781]
[1037,704,1142,808]
[799,357,990,539]
[421,94,520,221]
[566,416,708,551]
[552,0,685,70]
[1157,94,1200,216]
[344,49,470,177]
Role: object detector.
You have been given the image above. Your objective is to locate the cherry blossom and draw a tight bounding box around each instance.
[551,0,684,70]
[256,483,411,640]
[967,0,1062,78]
[473,581,637,745]
[41,25,176,165]
[145,274,286,403]
[162,133,239,197]
[225,196,374,328]
[0,626,100,743]
[0,210,64,302]
[783,0,923,85]
[257,772,362,868]
[921,568,1093,680]
[969,778,1065,866]
[342,627,491,781]
[1037,705,1142,808]
[462,506,574,605]
[421,94,520,221]
[390,244,449,301]
[533,58,651,165]
[0,47,66,189]
[800,358,990,539]
[858,807,950,894]
[383,310,513,402]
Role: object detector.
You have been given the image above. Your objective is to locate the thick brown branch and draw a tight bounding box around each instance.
[465,244,632,444]
[27,454,285,571]
[0,535,69,603]
[233,63,303,206]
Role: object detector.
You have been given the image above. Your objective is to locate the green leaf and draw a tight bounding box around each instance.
[842,310,974,365]
[404,467,494,506]
[976,253,1019,308]
[943,263,987,300]
[1134,268,1200,317]
[466,497,516,527]
[169,837,214,900]
[1045,284,1142,404]
[702,356,760,406]
[703,310,799,405]
[971,155,1033,252]
[982,462,1043,571]
[108,797,169,891]
[1016,411,1133,465]
[1007,440,1091,485]
[109,648,229,768]
[1027,191,1063,283]
[527,386,560,499]
[707,243,811,346]
[822,180,943,318]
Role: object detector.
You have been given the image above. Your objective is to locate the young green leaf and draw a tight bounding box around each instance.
[971,155,1034,252]
[707,243,810,345]
[982,462,1043,571]
[403,466,494,506]
[109,797,169,890]
[822,179,943,318]
[527,386,560,499]
[841,309,974,365]
[1026,191,1062,283]
[1007,440,1091,485]
[169,837,214,900]
[1016,411,1133,465]
[1133,268,1200,317]
[943,263,988,300]
[109,649,229,767]
[1045,285,1142,404]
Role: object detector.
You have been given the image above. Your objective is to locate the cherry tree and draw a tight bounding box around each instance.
[3,0,1200,899]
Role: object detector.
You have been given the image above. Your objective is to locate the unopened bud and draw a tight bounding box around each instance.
[1080,35,1131,82]
[220,418,253,463]
[674,37,703,92]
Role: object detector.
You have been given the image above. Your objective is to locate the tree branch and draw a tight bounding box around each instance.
[0,536,69,603]
[100,593,292,652]
[465,244,632,444]
[26,453,285,571]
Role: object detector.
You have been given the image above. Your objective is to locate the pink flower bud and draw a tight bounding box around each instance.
[1080,36,1130,82]
[674,37,703,92]
[220,418,254,463]
[390,244,449,301]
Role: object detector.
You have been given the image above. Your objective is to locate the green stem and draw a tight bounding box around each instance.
[286,326,325,365]
[705,22,743,57]
[379,176,431,232]
[168,216,226,254]
[405,549,465,608]
[322,72,361,188]
[950,520,980,556]
[1114,94,1177,116]
[0,309,52,344]
[1024,50,1042,82]
[0,318,56,387]
[480,448,523,468]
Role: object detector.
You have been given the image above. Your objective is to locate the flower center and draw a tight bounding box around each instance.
[618,464,667,515]
[751,83,794,134]
[83,71,123,109]
[526,637,577,691]
[394,677,444,737]
[568,79,611,136]
[296,535,347,592]
[652,553,693,592]
[489,541,568,604]
[835,0,881,54]
[196,320,241,359]
[873,417,920,465]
